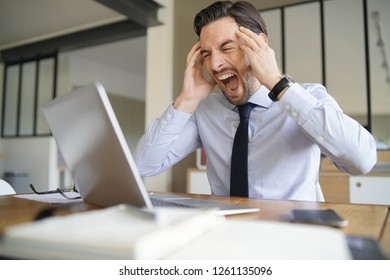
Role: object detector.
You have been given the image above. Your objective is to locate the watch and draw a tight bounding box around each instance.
[268,74,295,102]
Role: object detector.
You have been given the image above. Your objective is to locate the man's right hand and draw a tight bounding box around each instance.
[173,42,216,113]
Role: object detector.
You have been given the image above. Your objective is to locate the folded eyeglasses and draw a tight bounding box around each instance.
[29,184,81,200]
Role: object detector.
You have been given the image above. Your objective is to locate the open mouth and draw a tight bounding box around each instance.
[218,73,239,92]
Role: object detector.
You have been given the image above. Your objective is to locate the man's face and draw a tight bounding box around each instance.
[199,17,260,105]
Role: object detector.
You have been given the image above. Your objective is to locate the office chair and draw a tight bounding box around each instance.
[0,179,16,195]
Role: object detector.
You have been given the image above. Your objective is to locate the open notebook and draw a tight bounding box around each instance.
[41,82,259,215]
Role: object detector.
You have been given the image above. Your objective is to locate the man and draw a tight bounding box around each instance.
[134,1,377,201]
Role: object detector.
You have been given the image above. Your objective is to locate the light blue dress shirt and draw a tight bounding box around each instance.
[134,83,377,201]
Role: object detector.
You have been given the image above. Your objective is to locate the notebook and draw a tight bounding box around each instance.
[41,82,259,215]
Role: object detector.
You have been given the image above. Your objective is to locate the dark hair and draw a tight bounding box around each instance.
[194,1,267,37]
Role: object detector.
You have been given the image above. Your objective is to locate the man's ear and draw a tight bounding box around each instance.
[258,33,268,44]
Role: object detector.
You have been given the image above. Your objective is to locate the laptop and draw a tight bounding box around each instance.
[41,82,259,215]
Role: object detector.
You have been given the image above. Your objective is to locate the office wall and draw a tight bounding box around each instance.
[0,137,58,191]
[108,94,145,152]
[142,0,175,192]
[66,54,145,100]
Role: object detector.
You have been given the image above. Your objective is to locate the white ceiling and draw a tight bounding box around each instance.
[0,0,146,75]
[0,0,126,49]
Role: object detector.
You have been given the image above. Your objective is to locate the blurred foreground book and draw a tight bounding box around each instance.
[0,205,224,259]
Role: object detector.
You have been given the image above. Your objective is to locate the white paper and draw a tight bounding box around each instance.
[15,193,82,204]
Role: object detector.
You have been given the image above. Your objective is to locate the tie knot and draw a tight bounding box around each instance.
[237,103,256,118]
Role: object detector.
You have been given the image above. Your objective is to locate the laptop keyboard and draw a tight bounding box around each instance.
[149,197,194,208]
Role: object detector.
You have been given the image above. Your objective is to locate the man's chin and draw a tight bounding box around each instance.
[223,93,246,106]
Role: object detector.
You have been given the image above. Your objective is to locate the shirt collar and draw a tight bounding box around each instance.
[247,86,272,109]
[227,85,272,111]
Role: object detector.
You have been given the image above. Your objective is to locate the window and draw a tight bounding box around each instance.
[1,54,57,137]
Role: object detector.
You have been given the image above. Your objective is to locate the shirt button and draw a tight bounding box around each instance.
[285,104,291,110]
[317,136,324,143]
[291,111,298,118]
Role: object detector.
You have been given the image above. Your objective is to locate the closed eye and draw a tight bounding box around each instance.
[200,50,210,59]
[221,42,237,54]
[222,47,233,52]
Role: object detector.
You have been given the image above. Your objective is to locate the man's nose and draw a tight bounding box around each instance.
[210,53,225,71]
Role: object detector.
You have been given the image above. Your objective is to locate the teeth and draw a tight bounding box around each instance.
[218,73,234,80]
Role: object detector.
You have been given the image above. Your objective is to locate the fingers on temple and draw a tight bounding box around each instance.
[237,26,266,49]
[187,41,201,64]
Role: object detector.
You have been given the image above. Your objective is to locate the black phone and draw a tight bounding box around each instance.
[290,209,349,227]
[347,236,388,260]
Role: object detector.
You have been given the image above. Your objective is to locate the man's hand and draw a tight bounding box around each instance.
[174,42,216,113]
[236,26,282,90]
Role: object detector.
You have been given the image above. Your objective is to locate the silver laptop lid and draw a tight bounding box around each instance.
[41,82,153,209]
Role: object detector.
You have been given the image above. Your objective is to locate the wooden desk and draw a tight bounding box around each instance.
[0,194,389,258]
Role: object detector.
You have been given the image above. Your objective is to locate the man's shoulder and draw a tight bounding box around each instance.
[195,92,231,116]
[200,92,229,108]
[207,92,226,101]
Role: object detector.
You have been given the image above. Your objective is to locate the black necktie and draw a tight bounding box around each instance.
[230,103,257,197]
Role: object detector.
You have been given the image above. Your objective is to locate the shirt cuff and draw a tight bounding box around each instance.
[158,103,192,134]
[278,83,319,125]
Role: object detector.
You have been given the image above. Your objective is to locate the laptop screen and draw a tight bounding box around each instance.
[42,83,153,209]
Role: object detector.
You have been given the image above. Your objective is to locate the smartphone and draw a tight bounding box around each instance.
[347,236,388,260]
[290,209,349,227]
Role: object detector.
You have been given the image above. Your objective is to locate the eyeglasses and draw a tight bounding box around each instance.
[29,184,81,200]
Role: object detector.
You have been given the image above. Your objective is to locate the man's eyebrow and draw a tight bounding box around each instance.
[200,39,236,56]
[221,39,235,48]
